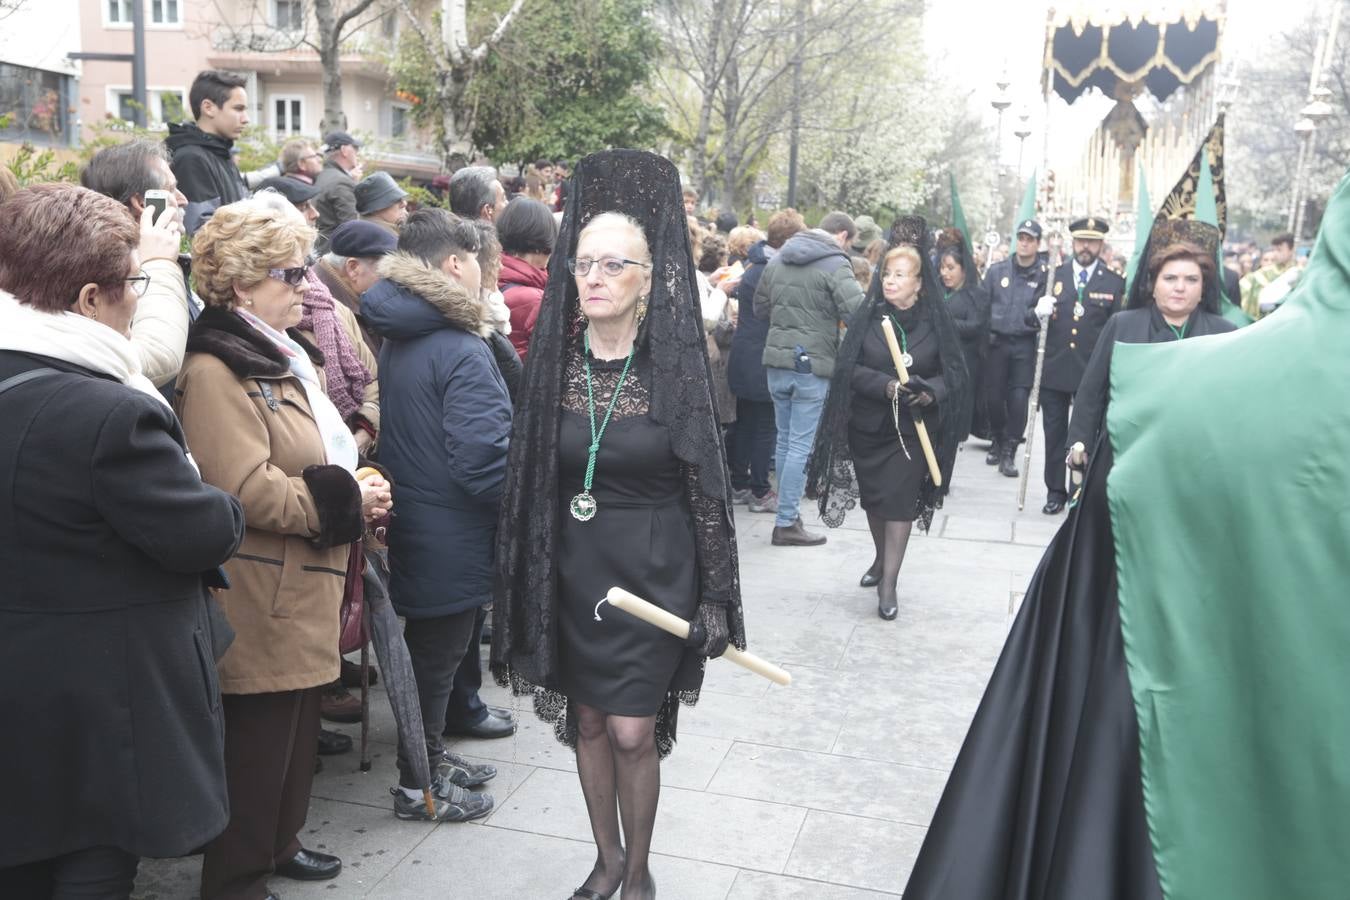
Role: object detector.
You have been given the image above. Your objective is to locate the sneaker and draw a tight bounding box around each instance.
[747,490,778,514]
[731,488,753,505]
[436,750,497,787]
[391,779,494,822]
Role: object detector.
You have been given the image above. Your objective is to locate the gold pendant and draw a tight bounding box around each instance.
[570,491,597,522]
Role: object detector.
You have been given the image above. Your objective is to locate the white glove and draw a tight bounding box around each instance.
[1035,295,1055,318]
[1066,442,1087,469]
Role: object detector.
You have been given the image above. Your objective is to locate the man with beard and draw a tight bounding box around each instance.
[1031,217,1124,514]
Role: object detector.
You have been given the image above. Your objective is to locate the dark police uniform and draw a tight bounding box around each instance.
[1033,216,1124,510]
[980,219,1047,467]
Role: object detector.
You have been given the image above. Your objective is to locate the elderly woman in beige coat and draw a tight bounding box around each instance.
[175,198,392,900]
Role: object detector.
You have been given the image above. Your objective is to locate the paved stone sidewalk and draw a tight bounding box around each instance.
[135,438,1061,899]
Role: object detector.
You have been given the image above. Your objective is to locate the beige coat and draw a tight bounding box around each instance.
[131,256,191,386]
[176,307,364,694]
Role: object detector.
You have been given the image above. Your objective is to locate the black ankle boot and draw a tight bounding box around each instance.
[999,444,1019,478]
[985,440,1001,465]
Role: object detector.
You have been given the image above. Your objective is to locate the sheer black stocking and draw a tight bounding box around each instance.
[863,511,885,581]
[573,703,625,898]
[878,519,915,616]
[609,714,658,900]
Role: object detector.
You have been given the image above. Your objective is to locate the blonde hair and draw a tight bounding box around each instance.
[727,225,764,261]
[580,211,650,264]
[883,243,922,275]
[192,198,316,309]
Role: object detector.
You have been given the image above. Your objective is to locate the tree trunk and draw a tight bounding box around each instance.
[313,0,347,134]
[689,0,727,202]
[721,55,742,211]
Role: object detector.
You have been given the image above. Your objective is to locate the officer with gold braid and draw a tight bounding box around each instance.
[1029,216,1124,514]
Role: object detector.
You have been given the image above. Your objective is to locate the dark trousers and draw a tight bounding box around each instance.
[444,606,489,728]
[0,846,138,899]
[1040,388,1073,502]
[202,687,321,900]
[728,397,775,495]
[399,609,478,788]
[984,334,1036,444]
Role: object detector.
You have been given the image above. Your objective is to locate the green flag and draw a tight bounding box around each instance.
[1011,171,1037,237]
[950,172,975,267]
[1123,164,1151,297]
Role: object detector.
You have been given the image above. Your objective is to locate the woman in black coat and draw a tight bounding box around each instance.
[0,184,245,896]
[937,233,989,441]
[1067,232,1237,470]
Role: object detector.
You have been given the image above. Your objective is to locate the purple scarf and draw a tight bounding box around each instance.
[300,269,371,422]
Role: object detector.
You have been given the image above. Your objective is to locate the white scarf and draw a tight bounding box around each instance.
[236,309,358,473]
[0,289,170,408]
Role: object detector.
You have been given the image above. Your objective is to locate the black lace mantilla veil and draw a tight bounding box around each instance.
[805,215,971,532]
[1125,218,1225,312]
[490,149,746,758]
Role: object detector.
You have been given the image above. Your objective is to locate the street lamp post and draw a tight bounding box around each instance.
[1014,110,1032,181]
[988,75,1012,237]
[1293,85,1334,243]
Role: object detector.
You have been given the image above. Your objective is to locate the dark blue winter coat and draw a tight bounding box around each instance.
[360,252,512,619]
[727,240,773,402]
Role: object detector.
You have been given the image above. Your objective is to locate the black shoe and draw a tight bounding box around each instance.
[877,585,898,620]
[771,518,827,546]
[985,441,1001,465]
[998,447,1019,478]
[1042,499,1066,515]
[859,563,881,588]
[443,708,515,739]
[316,728,351,756]
[339,657,377,688]
[275,848,341,881]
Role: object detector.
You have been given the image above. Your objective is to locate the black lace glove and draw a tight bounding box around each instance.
[899,375,936,408]
[684,601,730,659]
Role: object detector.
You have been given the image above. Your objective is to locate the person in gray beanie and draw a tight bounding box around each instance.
[356,171,409,233]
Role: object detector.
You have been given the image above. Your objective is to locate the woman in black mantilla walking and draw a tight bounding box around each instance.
[806,216,970,619]
[491,150,746,900]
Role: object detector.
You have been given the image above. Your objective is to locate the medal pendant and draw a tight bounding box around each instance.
[900,352,914,368]
[570,491,597,522]
[1073,302,1085,318]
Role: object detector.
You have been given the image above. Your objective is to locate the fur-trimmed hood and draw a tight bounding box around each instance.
[186,305,324,379]
[361,250,491,342]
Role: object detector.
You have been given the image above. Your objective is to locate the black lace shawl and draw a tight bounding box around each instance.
[805,216,971,533]
[490,149,745,758]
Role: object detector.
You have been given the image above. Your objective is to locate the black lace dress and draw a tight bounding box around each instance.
[846,305,947,521]
[557,344,717,717]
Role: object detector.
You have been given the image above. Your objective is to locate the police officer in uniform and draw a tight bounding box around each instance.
[1030,216,1124,514]
[981,219,1047,478]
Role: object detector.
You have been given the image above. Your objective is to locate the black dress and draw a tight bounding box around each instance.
[846,305,947,521]
[945,284,989,439]
[556,346,701,717]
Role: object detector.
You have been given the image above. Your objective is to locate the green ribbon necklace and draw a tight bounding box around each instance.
[1167,321,1189,341]
[886,310,913,367]
[569,329,635,522]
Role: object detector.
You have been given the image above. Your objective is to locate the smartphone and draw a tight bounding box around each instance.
[144,189,173,224]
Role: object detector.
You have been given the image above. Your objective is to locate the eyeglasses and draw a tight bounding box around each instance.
[568,256,651,277]
[124,271,151,297]
[267,261,312,287]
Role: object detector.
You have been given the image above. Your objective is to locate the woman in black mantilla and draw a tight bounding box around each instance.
[936,228,989,442]
[1066,221,1236,472]
[806,216,970,620]
[492,150,745,900]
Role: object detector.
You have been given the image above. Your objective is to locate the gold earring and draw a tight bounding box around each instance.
[635,300,648,325]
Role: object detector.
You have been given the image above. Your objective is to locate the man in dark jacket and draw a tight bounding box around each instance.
[1030,217,1124,514]
[165,70,249,206]
[753,210,865,546]
[360,208,508,823]
[728,209,805,512]
[981,219,1049,478]
[314,131,362,237]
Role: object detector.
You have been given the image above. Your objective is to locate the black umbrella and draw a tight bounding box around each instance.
[357,548,436,817]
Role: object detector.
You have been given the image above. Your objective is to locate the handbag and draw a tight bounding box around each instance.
[338,541,368,654]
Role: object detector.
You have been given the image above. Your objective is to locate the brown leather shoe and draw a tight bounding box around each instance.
[320,681,362,723]
[771,518,827,546]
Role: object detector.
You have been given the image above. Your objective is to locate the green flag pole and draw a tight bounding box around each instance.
[1124,164,1151,297]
